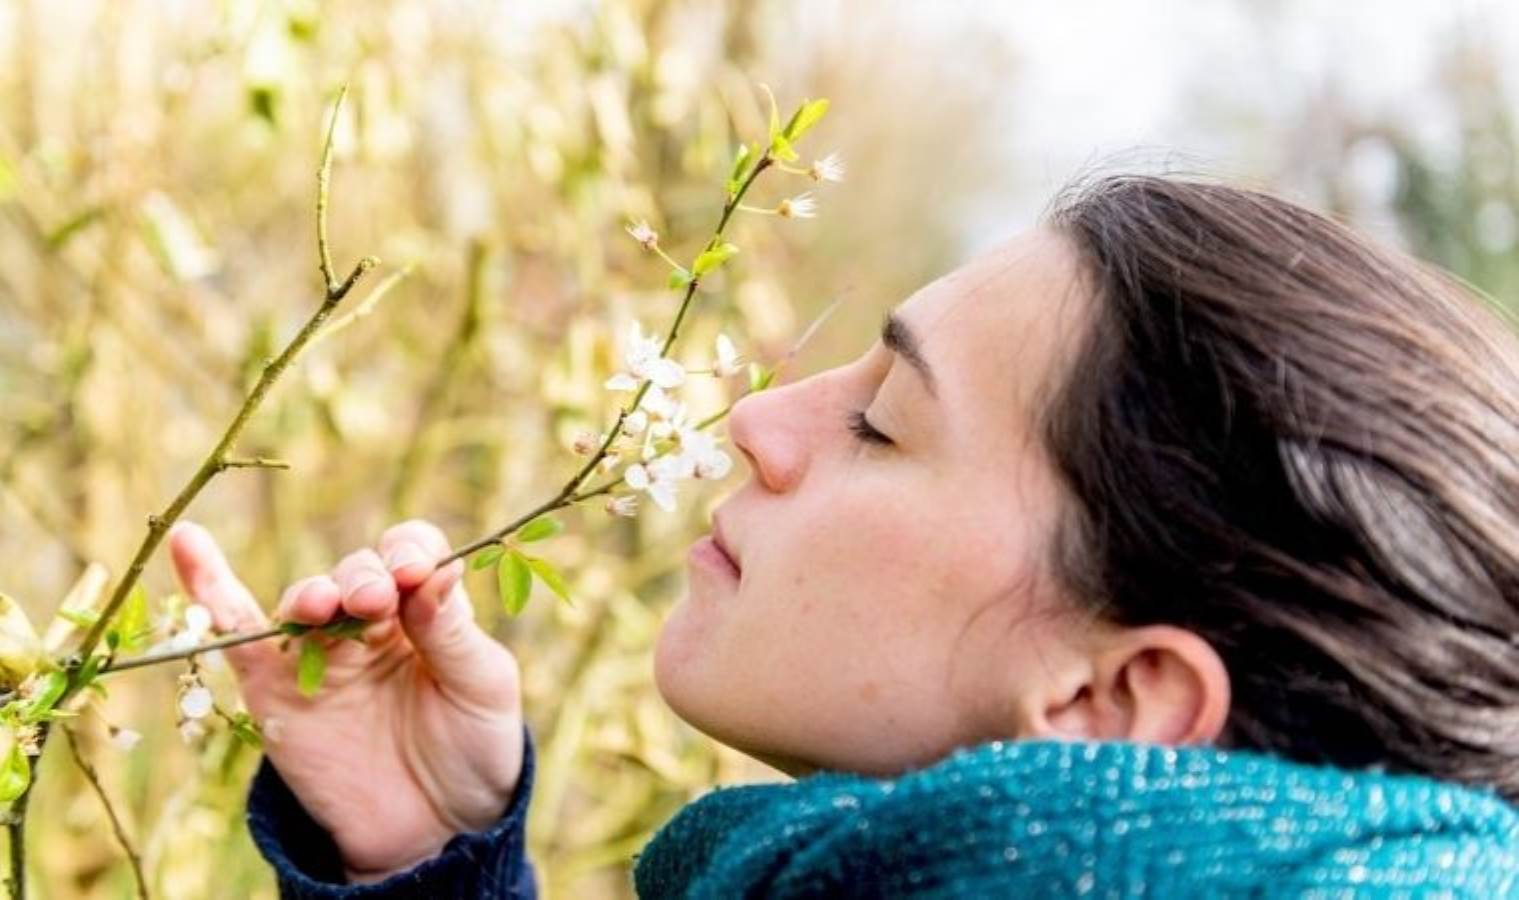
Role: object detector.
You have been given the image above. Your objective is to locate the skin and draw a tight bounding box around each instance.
[168,226,1231,880]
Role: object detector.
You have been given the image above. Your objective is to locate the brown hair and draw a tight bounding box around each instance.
[1041,172,1519,800]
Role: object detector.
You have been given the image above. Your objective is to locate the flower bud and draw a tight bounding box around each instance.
[605,495,639,518]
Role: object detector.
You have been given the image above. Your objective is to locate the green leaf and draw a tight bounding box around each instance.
[783,98,830,143]
[517,516,564,543]
[297,639,326,698]
[768,132,799,163]
[727,142,756,196]
[22,671,67,722]
[524,556,572,605]
[113,583,150,652]
[320,617,368,643]
[471,545,505,570]
[667,266,693,290]
[75,654,104,690]
[249,84,279,126]
[58,609,97,629]
[229,711,263,748]
[497,551,532,616]
[692,243,740,277]
[0,742,30,803]
[748,362,776,392]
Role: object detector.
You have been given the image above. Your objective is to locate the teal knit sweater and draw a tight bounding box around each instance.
[249,731,1519,897]
[633,738,1519,897]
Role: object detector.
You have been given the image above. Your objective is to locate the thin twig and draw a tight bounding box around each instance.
[390,243,488,516]
[62,728,149,900]
[97,627,286,676]
[316,84,348,296]
[309,264,415,350]
[437,154,775,567]
[218,457,290,472]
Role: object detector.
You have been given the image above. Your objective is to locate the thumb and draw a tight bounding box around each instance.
[167,521,276,678]
[399,561,519,711]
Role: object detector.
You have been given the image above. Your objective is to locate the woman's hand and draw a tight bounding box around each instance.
[166,519,524,884]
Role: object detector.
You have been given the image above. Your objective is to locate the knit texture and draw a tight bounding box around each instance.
[246,728,537,899]
[633,739,1519,898]
[248,733,1519,898]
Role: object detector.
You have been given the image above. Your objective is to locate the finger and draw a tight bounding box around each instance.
[332,548,399,621]
[378,519,452,593]
[276,575,341,625]
[167,521,276,675]
[400,560,518,710]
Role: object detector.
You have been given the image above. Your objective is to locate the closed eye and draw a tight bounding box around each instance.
[846,408,893,446]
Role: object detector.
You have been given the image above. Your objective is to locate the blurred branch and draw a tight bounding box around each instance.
[61,728,149,900]
[389,241,489,517]
[216,456,291,472]
[309,264,415,350]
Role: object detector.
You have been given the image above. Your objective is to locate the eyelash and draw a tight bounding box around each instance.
[846,409,893,446]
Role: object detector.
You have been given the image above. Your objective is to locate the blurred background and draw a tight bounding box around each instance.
[1,0,1516,896]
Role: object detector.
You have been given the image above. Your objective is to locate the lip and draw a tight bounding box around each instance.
[689,535,741,580]
[712,517,742,573]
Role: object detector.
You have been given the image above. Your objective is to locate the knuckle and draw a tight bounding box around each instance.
[384,518,449,555]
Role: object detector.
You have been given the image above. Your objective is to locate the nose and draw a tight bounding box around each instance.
[727,376,812,494]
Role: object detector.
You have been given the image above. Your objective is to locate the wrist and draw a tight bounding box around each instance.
[340,825,453,884]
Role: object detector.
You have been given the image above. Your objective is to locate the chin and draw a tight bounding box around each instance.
[652,603,704,720]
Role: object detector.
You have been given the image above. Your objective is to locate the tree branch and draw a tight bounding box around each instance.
[62,728,149,900]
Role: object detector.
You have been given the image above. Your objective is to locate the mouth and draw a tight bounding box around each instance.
[711,518,742,575]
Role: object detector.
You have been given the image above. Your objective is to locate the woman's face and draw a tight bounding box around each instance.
[654,227,1099,776]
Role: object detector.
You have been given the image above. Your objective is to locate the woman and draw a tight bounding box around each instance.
[167,173,1519,897]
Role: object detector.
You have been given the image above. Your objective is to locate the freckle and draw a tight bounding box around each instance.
[859,681,880,704]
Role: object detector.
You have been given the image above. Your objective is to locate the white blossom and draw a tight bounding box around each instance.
[776,192,817,219]
[604,321,685,391]
[623,460,680,512]
[183,604,213,638]
[639,383,680,420]
[623,410,648,437]
[649,402,693,440]
[108,726,142,751]
[178,720,205,743]
[712,334,744,377]
[679,430,734,480]
[625,219,659,250]
[571,431,600,455]
[809,152,845,183]
[262,716,286,744]
[178,685,213,720]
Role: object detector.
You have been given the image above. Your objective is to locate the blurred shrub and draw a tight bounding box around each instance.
[0,0,1014,896]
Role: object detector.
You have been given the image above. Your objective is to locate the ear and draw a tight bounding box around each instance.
[1036,625,1231,745]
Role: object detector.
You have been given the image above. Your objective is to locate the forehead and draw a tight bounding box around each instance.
[894,228,1092,437]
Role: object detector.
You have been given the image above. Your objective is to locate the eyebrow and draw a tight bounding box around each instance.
[881,310,938,399]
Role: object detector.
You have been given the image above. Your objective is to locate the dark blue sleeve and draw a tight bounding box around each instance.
[245,727,537,900]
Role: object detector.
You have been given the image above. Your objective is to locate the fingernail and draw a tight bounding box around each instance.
[384,545,427,570]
